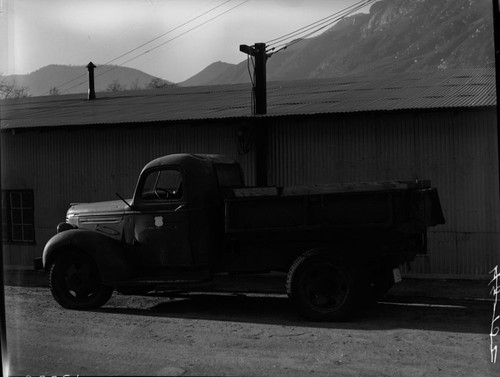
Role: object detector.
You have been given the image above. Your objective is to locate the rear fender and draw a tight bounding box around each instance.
[43,229,134,284]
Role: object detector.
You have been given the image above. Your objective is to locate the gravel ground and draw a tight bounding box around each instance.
[3,271,499,376]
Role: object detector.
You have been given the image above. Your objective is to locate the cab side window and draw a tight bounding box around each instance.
[141,169,183,201]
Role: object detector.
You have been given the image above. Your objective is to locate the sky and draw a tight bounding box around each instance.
[0,0,374,83]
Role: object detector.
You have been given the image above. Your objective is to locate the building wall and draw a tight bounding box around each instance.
[1,120,256,268]
[267,109,500,278]
[2,108,499,278]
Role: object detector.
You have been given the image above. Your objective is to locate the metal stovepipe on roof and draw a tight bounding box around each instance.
[87,62,96,100]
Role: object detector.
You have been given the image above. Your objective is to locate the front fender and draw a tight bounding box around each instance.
[43,229,134,284]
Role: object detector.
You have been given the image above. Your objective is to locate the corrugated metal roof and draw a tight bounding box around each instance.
[0,68,496,130]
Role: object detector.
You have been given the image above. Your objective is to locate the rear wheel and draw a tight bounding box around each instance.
[49,251,113,309]
[286,250,357,321]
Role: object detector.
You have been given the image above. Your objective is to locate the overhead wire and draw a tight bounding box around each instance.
[265,0,377,56]
[52,0,232,94]
[96,0,233,69]
[134,2,230,73]
[48,0,223,94]
[239,0,375,115]
[93,0,250,81]
[265,0,373,46]
[51,0,246,95]
[72,0,173,68]
[51,0,370,95]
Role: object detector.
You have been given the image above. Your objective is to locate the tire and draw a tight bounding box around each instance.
[49,250,114,310]
[286,250,357,321]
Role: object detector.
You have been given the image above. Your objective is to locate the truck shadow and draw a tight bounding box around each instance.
[98,291,491,335]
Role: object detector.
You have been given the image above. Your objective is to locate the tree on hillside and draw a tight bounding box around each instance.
[0,78,30,99]
[129,78,142,90]
[106,79,127,92]
[147,77,174,89]
[49,87,60,95]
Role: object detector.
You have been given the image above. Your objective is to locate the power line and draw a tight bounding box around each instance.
[266,0,373,46]
[266,0,377,56]
[72,0,173,67]
[239,0,376,116]
[98,0,233,69]
[46,73,88,95]
[52,0,232,94]
[84,0,250,89]
[50,0,241,95]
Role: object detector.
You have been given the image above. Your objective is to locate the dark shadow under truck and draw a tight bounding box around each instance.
[35,154,445,321]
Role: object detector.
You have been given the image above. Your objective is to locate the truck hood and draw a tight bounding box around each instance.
[67,199,131,217]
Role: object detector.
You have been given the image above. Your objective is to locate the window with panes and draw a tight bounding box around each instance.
[1,190,35,244]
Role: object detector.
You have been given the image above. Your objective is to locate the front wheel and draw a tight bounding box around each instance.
[286,251,357,321]
[49,251,113,310]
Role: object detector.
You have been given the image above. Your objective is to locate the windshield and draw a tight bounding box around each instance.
[140,169,183,201]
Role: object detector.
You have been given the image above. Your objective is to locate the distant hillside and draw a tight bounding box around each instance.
[179,61,236,86]
[183,0,494,86]
[1,64,172,96]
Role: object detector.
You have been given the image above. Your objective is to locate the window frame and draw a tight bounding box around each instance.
[1,190,36,245]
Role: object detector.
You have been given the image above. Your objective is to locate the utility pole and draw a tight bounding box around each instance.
[493,0,500,200]
[239,43,269,186]
[239,43,267,115]
[0,129,6,377]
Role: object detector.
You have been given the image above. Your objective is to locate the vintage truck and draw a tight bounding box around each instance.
[36,153,445,321]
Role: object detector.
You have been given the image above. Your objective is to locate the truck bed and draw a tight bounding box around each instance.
[224,181,444,234]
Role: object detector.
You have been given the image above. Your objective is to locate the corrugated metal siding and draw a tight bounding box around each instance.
[3,108,499,277]
[268,109,500,277]
[1,122,255,267]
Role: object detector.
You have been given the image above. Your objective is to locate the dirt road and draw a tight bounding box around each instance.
[4,280,499,376]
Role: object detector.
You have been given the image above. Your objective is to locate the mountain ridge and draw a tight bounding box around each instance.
[180,0,494,86]
[180,61,236,87]
[2,0,494,95]
[1,64,171,97]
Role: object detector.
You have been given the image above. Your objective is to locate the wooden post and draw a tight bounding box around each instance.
[240,43,269,185]
[0,134,6,376]
[240,43,267,115]
[253,43,267,115]
[255,119,268,187]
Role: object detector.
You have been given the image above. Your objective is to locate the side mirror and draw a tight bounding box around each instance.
[116,193,133,210]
